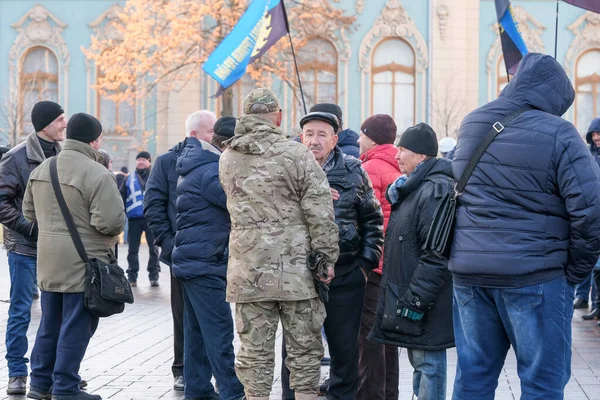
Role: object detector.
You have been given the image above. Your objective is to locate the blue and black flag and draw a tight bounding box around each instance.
[495,0,528,75]
[203,0,288,95]
[563,0,600,13]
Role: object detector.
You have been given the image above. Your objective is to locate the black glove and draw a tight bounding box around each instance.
[307,251,330,303]
[398,291,428,322]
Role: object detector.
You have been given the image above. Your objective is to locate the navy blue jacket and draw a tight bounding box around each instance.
[451,53,600,287]
[586,117,600,158]
[171,138,230,279]
[338,128,360,158]
[143,139,187,266]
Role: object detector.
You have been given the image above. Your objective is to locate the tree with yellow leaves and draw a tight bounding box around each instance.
[84,0,355,117]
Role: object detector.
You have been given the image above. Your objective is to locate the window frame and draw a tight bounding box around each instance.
[574,48,600,132]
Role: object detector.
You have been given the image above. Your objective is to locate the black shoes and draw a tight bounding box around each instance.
[174,375,185,391]
[573,298,589,309]
[51,393,101,400]
[150,281,159,287]
[7,376,27,394]
[27,387,52,400]
[582,308,600,320]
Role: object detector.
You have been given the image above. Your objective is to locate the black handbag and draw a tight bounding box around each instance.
[424,107,531,259]
[49,157,134,318]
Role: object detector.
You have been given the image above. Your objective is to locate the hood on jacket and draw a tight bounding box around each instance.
[338,129,360,158]
[586,118,600,151]
[359,144,400,172]
[176,137,220,176]
[500,52,575,117]
[224,115,287,155]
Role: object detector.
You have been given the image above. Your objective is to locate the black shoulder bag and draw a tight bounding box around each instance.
[49,157,134,317]
[424,108,531,259]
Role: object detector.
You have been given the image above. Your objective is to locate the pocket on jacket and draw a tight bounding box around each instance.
[340,224,360,250]
[380,282,425,337]
[501,283,543,312]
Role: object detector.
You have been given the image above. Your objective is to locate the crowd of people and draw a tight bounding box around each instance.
[0,51,600,400]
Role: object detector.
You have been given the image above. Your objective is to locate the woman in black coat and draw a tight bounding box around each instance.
[369,123,455,400]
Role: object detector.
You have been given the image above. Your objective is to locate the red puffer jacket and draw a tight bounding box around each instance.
[359,144,401,274]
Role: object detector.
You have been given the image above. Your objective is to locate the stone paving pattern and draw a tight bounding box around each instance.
[0,246,597,399]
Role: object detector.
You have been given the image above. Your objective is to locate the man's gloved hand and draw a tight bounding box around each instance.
[398,291,428,321]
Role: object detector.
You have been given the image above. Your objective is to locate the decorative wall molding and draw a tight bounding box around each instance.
[358,0,428,73]
[437,4,449,41]
[356,0,364,14]
[289,1,352,62]
[564,11,600,75]
[9,4,70,114]
[486,5,546,74]
[88,3,124,41]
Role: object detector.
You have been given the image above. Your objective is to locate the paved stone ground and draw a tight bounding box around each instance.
[0,245,598,399]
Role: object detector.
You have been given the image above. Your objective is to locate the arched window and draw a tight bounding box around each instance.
[295,38,338,124]
[371,38,415,135]
[96,67,135,133]
[20,46,59,133]
[575,49,600,133]
[497,56,509,96]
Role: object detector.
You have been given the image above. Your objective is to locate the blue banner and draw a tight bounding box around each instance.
[203,0,288,92]
[495,0,528,75]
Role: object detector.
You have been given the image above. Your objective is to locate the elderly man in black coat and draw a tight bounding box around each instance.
[369,123,455,400]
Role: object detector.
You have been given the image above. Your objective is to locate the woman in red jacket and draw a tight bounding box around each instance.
[356,114,402,400]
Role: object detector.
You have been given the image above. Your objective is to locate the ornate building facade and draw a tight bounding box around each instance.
[0,0,597,168]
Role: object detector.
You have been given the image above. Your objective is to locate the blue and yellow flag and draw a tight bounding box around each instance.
[495,0,528,75]
[203,0,288,94]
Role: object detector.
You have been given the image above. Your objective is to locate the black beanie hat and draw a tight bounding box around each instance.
[398,123,438,156]
[310,103,343,124]
[360,114,397,145]
[136,151,151,162]
[214,116,236,139]
[299,112,339,133]
[31,101,64,132]
[66,113,102,143]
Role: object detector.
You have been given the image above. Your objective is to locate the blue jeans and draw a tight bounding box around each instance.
[452,275,573,400]
[575,271,596,303]
[181,275,243,400]
[6,252,37,377]
[407,349,447,399]
[29,292,98,395]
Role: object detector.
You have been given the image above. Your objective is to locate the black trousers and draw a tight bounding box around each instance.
[282,267,366,400]
[170,267,184,377]
[594,269,600,309]
[356,272,399,400]
[126,217,160,282]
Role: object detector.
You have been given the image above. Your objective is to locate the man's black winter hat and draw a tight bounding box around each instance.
[398,123,438,156]
[31,101,64,132]
[310,103,343,124]
[214,116,236,139]
[136,151,151,162]
[66,113,102,143]
[299,112,339,133]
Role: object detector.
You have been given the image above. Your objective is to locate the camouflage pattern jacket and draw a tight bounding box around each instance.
[219,115,339,303]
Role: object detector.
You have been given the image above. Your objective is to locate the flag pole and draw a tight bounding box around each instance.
[498,25,511,83]
[281,0,307,115]
[554,0,560,59]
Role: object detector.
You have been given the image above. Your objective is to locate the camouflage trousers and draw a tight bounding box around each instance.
[234,298,326,397]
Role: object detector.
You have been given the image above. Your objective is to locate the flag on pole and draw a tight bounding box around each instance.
[495,0,528,75]
[203,0,288,95]
[563,0,600,13]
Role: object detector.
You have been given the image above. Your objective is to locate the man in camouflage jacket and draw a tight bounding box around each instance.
[219,88,339,400]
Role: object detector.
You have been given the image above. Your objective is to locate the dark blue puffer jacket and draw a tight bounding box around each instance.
[337,128,360,158]
[586,117,600,157]
[171,138,230,280]
[451,53,600,287]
